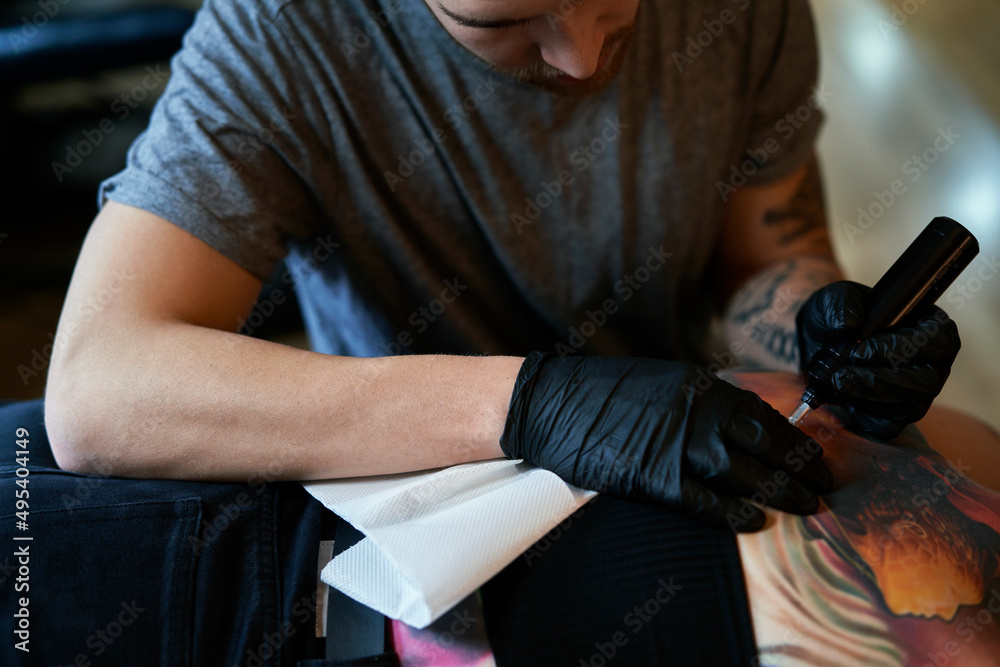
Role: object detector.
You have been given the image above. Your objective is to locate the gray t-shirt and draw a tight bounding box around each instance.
[99,0,822,361]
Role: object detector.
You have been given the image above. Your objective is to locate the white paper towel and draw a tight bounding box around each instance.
[301,459,596,628]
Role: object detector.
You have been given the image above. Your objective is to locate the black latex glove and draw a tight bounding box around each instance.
[500,353,834,532]
[797,281,961,440]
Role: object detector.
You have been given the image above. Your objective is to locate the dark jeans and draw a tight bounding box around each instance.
[0,399,331,666]
[0,399,758,666]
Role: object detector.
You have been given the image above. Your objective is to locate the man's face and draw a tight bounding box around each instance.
[423,0,641,96]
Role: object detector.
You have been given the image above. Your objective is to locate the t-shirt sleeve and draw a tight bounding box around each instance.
[98,0,324,281]
[740,0,824,185]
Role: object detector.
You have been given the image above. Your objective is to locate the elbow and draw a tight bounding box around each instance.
[45,345,172,479]
[44,364,112,476]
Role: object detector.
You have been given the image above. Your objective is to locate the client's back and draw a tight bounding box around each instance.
[734,372,1000,667]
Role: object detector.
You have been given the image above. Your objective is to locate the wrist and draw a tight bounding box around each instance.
[474,355,526,461]
[498,351,551,460]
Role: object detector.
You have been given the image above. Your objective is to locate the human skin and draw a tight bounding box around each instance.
[734,371,1000,666]
[421,0,641,94]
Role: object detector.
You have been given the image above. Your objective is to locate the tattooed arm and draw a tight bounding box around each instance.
[716,153,844,371]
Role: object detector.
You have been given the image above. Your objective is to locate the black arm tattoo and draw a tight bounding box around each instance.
[726,260,802,367]
[763,156,830,248]
[724,256,842,370]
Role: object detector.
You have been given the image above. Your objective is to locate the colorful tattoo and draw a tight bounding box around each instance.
[735,372,1000,667]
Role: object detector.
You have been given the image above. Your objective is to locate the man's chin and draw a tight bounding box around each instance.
[520,64,623,97]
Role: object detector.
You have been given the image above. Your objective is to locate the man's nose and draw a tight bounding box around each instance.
[537,15,606,80]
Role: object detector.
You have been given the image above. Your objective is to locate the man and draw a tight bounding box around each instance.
[36,0,961,662]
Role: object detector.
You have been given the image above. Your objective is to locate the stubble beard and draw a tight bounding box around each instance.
[496,22,636,97]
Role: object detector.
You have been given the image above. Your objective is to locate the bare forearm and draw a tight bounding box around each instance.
[46,322,522,482]
[723,255,843,371]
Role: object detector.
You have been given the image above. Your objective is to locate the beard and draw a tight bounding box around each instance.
[495,22,637,97]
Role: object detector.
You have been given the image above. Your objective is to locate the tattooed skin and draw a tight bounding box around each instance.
[735,372,1000,667]
[764,157,834,254]
[724,256,839,371]
[721,155,839,371]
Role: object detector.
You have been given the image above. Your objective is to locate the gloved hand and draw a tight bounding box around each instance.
[500,353,834,532]
[797,281,961,440]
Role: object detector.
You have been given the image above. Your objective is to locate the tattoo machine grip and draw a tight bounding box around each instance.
[790,216,980,424]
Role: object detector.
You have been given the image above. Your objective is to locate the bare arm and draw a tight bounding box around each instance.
[44,202,522,481]
[717,153,844,371]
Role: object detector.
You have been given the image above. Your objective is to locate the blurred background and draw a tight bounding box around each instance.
[813,0,1000,432]
[1,0,997,430]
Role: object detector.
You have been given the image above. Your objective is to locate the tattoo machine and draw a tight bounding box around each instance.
[788,216,980,426]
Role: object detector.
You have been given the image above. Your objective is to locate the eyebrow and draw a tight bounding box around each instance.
[436,2,535,29]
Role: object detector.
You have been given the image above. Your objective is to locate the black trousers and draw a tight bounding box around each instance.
[0,399,757,666]
[482,496,758,666]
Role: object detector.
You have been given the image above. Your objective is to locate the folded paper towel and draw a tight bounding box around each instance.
[301,459,596,628]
